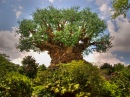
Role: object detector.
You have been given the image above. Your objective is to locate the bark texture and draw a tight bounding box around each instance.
[49,47,83,67]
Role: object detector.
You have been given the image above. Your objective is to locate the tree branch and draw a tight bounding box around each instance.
[89,41,106,46]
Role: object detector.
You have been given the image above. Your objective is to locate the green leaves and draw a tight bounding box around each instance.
[33,60,106,97]
[112,0,130,18]
[17,6,111,55]
[54,25,80,46]
[0,72,32,97]
[21,56,38,79]
[18,19,36,37]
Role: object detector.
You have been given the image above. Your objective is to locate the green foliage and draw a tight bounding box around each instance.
[33,61,123,97]
[0,54,19,78]
[0,54,129,97]
[33,64,47,86]
[100,63,114,75]
[128,64,130,68]
[38,64,46,73]
[21,56,38,78]
[112,0,130,18]
[17,6,112,54]
[110,67,130,97]
[113,63,125,72]
[101,81,121,97]
[0,72,32,97]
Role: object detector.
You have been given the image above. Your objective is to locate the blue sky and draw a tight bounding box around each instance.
[0,0,130,67]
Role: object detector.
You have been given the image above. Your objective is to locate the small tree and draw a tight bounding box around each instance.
[38,64,46,72]
[100,63,114,76]
[17,6,112,66]
[22,56,38,78]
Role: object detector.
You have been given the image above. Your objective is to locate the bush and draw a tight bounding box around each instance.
[0,72,33,97]
[33,60,121,97]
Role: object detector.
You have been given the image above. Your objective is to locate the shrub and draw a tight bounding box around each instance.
[0,72,33,97]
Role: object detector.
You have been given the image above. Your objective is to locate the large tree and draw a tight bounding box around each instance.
[17,6,112,66]
[112,0,130,18]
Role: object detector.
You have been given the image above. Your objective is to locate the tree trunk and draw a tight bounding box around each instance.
[48,47,83,67]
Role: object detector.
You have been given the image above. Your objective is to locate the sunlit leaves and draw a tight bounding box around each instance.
[33,61,108,97]
[18,19,36,37]
[0,72,32,97]
[17,6,111,54]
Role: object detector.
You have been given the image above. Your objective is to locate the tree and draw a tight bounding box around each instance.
[38,64,46,72]
[113,63,124,72]
[112,0,130,18]
[100,63,114,76]
[17,6,112,66]
[128,64,130,68]
[21,56,38,78]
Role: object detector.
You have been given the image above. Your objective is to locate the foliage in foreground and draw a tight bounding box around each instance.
[0,53,130,97]
[33,61,125,97]
[0,72,32,97]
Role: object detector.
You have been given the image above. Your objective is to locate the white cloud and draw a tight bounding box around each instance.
[12,5,23,19]
[32,51,51,67]
[95,0,105,6]
[99,3,108,12]
[0,30,20,59]
[84,51,124,66]
[84,15,130,65]
[84,0,130,65]
[15,11,22,19]
[96,1,112,19]
[0,30,51,67]
[107,16,130,52]
[12,51,51,67]
[85,15,130,66]
[49,0,54,3]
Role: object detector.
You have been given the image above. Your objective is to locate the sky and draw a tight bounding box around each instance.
[0,0,130,67]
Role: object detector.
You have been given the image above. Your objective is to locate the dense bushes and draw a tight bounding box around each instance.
[0,54,130,97]
[33,60,127,97]
[0,72,32,97]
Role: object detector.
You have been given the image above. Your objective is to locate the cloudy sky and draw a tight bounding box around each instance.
[0,0,130,67]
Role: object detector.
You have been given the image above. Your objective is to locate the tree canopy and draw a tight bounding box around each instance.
[17,6,112,66]
[112,0,130,18]
[21,56,38,78]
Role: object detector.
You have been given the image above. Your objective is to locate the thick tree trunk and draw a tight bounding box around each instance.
[48,47,83,67]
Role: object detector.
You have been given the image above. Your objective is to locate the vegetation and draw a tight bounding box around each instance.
[0,55,32,97]
[17,6,112,66]
[112,0,130,18]
[0,72,33,97]
[1,5,130,97]
[0,54,130,97]
[20,56,38,79]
